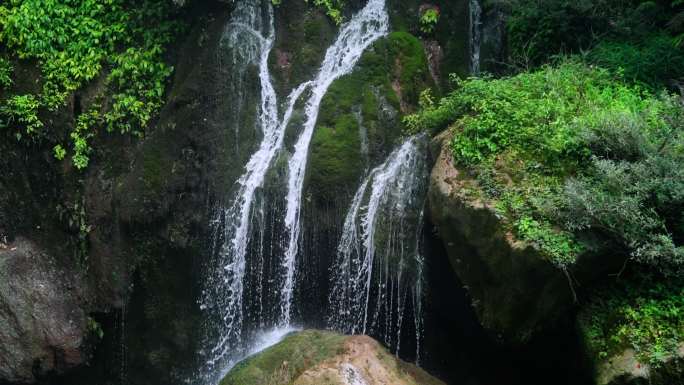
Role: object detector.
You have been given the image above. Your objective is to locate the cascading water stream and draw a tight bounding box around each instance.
[278,0,390,326]
[199,0,308,379]
[327,135,429,359]
[200,0,390,381]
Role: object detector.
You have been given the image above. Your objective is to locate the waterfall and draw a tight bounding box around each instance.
[199,0,390,381]
[199,0,303,379]
[469,0,482,75]
[278,0,389,326]
[327,135,429,359]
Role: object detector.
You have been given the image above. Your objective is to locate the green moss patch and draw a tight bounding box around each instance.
[220,330,346,385]
[307,31,432,202]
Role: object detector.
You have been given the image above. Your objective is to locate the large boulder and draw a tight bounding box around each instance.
[221,330,445,385]
[427,131,576,343]
[0,237,88,383]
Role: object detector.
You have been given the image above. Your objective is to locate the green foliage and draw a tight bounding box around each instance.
[105,47,173,135]
[405,62,682,271]
[71,109,102,169]
[553,103,684,276]
[589,34,684,90]
[308,0,344,24]
[406,62,646,172]
[419,8,439,35]
[579,274,684,367]
[0,0,180,169]
[0,94,42,139]
[0,57,12,88]
[501,0,684,89]
[53,144,66,160]
[515,215,582,267]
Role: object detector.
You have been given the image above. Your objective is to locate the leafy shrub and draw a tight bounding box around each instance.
[589,34,684,90]
[420,8,439,35]
[405,62,682,271]
[0,94,42,139]
[0,0,180,168]
[500,0,684,88]
[555,104,684,276]
[0,57,12,89]
[580,274,684,367]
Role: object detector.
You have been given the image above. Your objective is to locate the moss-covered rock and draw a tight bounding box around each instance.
[306,31,431,205]
[427,130,625,343]
[297,33,433,313]
[270,0,337,97]
[387,0,472,82]
[221,330,445,385]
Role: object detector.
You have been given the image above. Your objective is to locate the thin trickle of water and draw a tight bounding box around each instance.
[278,0,390,326]
[469,0,482,75]
[327,135,429,359]
[201,0,277,373]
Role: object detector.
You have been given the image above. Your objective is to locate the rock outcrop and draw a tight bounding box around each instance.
[597,345,684,385]
[427,131,576,343]
[221,330,445,385]
[0,238,88,383]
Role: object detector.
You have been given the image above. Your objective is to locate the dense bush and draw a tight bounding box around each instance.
[0,0,181,168]
[553,107,684,275]
[589,34,684,89]
[497,0,684,88]
[405,62,683,272]
[579,274,684,366]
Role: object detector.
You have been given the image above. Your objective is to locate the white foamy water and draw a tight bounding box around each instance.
[278,0,390,327]
[201,0,391,381]
[327,135,428,359]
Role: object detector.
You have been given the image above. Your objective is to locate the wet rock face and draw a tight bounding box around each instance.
[221,330,446,385]
[0,238,88,383]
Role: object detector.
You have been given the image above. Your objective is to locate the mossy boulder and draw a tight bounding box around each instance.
[221,330,445,385]
[427,130,624,343]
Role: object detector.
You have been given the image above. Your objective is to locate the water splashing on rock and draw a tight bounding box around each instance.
[327,135,429,359]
